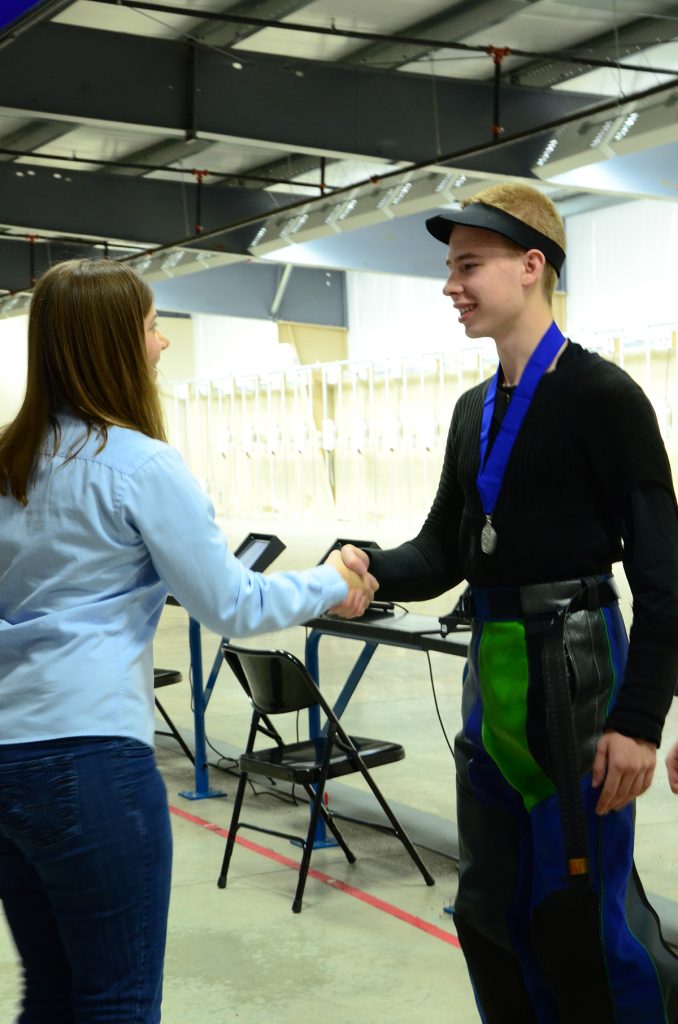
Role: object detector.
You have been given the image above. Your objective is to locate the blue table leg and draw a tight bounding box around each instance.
[179,617,226,800]
[304,629,378,845]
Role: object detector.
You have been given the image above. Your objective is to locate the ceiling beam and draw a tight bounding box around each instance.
[0,21,603,168]
[192,0,313,49]
[0,235,120,294]
[0,160,298,254]
[0,119,76,162]
[105,137,218,177]
[509,7,678,88]
[343,0,534,69]
[215,152,336,189]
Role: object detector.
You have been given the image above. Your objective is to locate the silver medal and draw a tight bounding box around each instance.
[480,517,497,555]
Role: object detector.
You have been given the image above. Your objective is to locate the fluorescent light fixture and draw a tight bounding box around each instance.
[160,250,186,273]
[249,169,490,256]
[133,248,246,283]
[533,87,678,199]
[0,291,31,318]
[134,255,153,274]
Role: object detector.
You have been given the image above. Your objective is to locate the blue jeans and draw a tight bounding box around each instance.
[0,736,172,1023]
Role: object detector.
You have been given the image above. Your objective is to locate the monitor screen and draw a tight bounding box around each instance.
[233,532,286,574]
[236,537,270,570]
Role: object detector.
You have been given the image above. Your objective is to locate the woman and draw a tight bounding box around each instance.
[0,259,375,1023]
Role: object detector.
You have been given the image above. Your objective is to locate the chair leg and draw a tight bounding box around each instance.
[292,775,331,913]
[154,697,195,765]
[217,769,249,889]
[355,762,435,887]
[301,783,356,864]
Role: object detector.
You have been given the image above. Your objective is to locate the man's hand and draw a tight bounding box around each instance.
[664,738,678,794]
[337,543,371,576]
[592,730,656,814]
[325,548,379,619]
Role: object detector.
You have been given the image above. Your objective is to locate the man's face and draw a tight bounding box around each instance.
[442,225,525,340]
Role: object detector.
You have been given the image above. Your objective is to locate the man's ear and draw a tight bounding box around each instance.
[522,248,546,286]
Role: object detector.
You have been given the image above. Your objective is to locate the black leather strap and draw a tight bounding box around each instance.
[470,575,618,621]
[540,596,591,886]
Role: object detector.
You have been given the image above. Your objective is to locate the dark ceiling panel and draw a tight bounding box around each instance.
[0,236,110,293]
[0,161,298,250]
[0,22,603,167]
[150,259,347,325]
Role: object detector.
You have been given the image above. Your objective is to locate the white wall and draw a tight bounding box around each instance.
[566,198,678,342]
[0,315,28,426]
[0,312,195,428]
[192,313,294,381]
[156,314,195,383]
[346,270,472,362]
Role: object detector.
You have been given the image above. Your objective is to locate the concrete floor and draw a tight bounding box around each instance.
[2,513,678,1022]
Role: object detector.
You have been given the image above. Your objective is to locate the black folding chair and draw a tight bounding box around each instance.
[153,667,194,764]
[217,641,434,913]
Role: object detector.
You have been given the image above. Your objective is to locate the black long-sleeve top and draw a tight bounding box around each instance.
[366,342,678,746]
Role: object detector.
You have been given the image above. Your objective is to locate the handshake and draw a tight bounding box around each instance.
[325,544,379,619]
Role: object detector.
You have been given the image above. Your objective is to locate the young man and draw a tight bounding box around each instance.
[337,183,678,1022]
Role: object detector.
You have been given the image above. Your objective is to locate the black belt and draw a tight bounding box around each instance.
[470,575,619,621]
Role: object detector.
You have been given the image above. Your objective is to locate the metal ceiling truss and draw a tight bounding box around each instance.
[0,155,297,243]
[191,0,313,49]
[343,0,533,69]
[89,0,678,78]
[1,1,676,295]
[510,4,678,88]
[0,23,600,163]
[0,119,76,162]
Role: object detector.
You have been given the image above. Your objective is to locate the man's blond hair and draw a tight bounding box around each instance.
[462,183,565,300]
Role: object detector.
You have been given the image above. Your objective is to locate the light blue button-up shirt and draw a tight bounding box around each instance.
[0,415,347,746]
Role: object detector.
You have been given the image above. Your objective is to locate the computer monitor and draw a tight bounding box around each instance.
[165,532,286,607]
[233,532,285,573]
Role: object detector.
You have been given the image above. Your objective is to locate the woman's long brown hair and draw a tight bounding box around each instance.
[0,259,168,505]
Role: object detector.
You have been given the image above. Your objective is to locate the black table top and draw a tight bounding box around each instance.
[305,609,469,657]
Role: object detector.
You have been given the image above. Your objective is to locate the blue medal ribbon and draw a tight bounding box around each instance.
[476,320,566,553]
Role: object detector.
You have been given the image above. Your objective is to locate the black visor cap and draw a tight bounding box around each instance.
[426,202,565,275]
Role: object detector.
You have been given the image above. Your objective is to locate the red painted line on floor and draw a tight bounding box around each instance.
[169,803,460,948]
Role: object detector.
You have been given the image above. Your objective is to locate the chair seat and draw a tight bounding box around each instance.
[218,642,434,911]
[154,668,182,688]
[152,667,194,765]
[240,735,405,785]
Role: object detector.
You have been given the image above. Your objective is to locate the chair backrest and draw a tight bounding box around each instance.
[222,643,319,716]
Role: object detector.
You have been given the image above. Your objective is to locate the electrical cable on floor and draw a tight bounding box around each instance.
[199,686,302,806]
[204,734,239,772]
[425,650,455,759]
